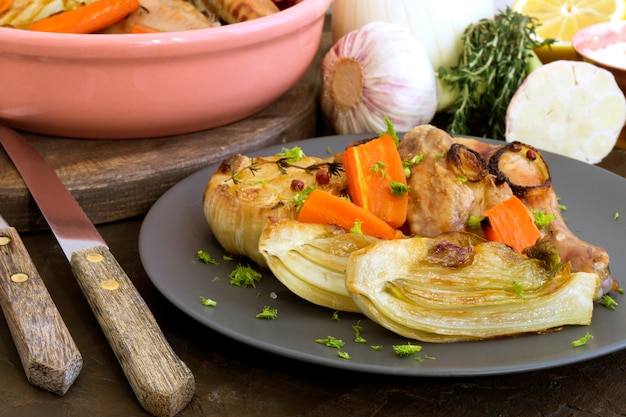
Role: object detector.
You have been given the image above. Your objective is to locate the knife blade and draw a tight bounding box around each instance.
[0,125,194,417]
[0,213,82,395]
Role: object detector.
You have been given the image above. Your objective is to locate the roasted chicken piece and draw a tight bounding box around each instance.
[398,125,512,237]
[203,152,347,267]
[191,0,279,24]
[100,0,220,33]
[399,125,614,299]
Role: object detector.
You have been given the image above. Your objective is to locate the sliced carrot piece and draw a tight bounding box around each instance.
[27,0,140,34]
[342,133,408,228]
[131,23,160,33]
[0,0,13,14]
[482,195,542,254]
[297,189,403,240]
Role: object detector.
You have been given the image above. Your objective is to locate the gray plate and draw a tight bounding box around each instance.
[138,134,626,376]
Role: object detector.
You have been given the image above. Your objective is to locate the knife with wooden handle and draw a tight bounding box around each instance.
[0,125,195,417]
[0,214,82,395]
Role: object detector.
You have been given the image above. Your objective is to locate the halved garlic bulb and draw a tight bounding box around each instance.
[321,21,437,135]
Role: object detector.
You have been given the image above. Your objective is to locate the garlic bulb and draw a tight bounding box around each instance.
[321,21,437,135]
[331,0,494,111]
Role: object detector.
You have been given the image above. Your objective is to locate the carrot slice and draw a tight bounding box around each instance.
[482,195,542,254]
[27,0,140,34]
[297,189,403,240]
[0,0,13,14]
[342,133,408,228]
[131,23,160,33]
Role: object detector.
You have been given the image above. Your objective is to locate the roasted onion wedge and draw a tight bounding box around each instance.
[259,219,378,312]
[203,153,346,267]
[345,232,600,343]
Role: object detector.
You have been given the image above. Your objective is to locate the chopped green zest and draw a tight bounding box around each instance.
[197,250,218,264]
[600,294,618,310]
[467,215,481,229]
[559,203,567,211]
[370,345,383,351]
[326,146,332,155]
[350,219,363,235]
[533,210,556,228]
[315,335,344,349]
[255,306,278,320]
[199,296,217,307]
[212,276,220,282]
[276,146,305,162]
[371,161,389,179]
[389,181,410,197]
[330,311,340,321]
[290,186,316,211]
[352,321,366,343]
[615,212,620,220]
[337,351,351,360]
[249,180,266,186]
[572,332,593,347]
[455,176,468,183]
[392,343,422,357]
[380,116,400,146]
[512,281,524,298]
[619,288,625,294]
[222,254,234,261]
[229,264,262,288]
[403,154,424,177]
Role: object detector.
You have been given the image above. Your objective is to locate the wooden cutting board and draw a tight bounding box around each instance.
[0,35,332,232]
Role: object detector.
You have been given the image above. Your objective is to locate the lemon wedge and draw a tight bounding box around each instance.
[505,60,626,164]
[512,0,626,62]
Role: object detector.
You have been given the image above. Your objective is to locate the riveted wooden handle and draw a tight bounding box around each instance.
[69,245,195,417]
[0,226,82,395]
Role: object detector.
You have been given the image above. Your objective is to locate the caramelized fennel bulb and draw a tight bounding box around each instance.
[203,153,346,267]
[345,233,600,343]
[259,219,378,312]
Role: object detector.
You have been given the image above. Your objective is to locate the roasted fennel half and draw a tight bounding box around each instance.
[345,232,600,343]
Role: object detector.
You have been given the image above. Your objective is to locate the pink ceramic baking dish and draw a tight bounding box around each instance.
[0,0,330,139]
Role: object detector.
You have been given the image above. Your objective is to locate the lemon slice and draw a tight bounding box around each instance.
[512,0,626,62]
[505,60,626,164]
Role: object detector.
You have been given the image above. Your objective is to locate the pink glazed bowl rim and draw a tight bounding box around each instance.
[0,0,330,59]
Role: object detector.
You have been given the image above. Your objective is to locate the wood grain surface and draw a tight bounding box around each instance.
[70,245,194,417]
[0,34,331,232]
[0,226,82,395]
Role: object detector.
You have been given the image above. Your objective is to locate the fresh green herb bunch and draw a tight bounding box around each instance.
[439,7,554,140]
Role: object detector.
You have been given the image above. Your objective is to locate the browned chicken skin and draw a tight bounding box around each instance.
[398,125,614,299]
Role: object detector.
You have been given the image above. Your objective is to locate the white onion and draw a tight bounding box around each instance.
[321,21,437,135]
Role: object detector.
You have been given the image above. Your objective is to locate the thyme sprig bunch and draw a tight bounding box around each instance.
[438,7,555,140]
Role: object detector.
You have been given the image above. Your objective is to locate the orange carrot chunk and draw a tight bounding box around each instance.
[0,0,13,14]
[342,133,408,229]
[131,23,160,33]
[482,195,542,254]
[27,0,140,34]
[297,189,403,240]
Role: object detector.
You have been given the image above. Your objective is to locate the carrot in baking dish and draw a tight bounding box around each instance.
[342,133,409,229]
[0,0,13,14]
[131,23,160,33]
[482,195,542,254]
[27,0,140,34]
[297,189,403,240]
